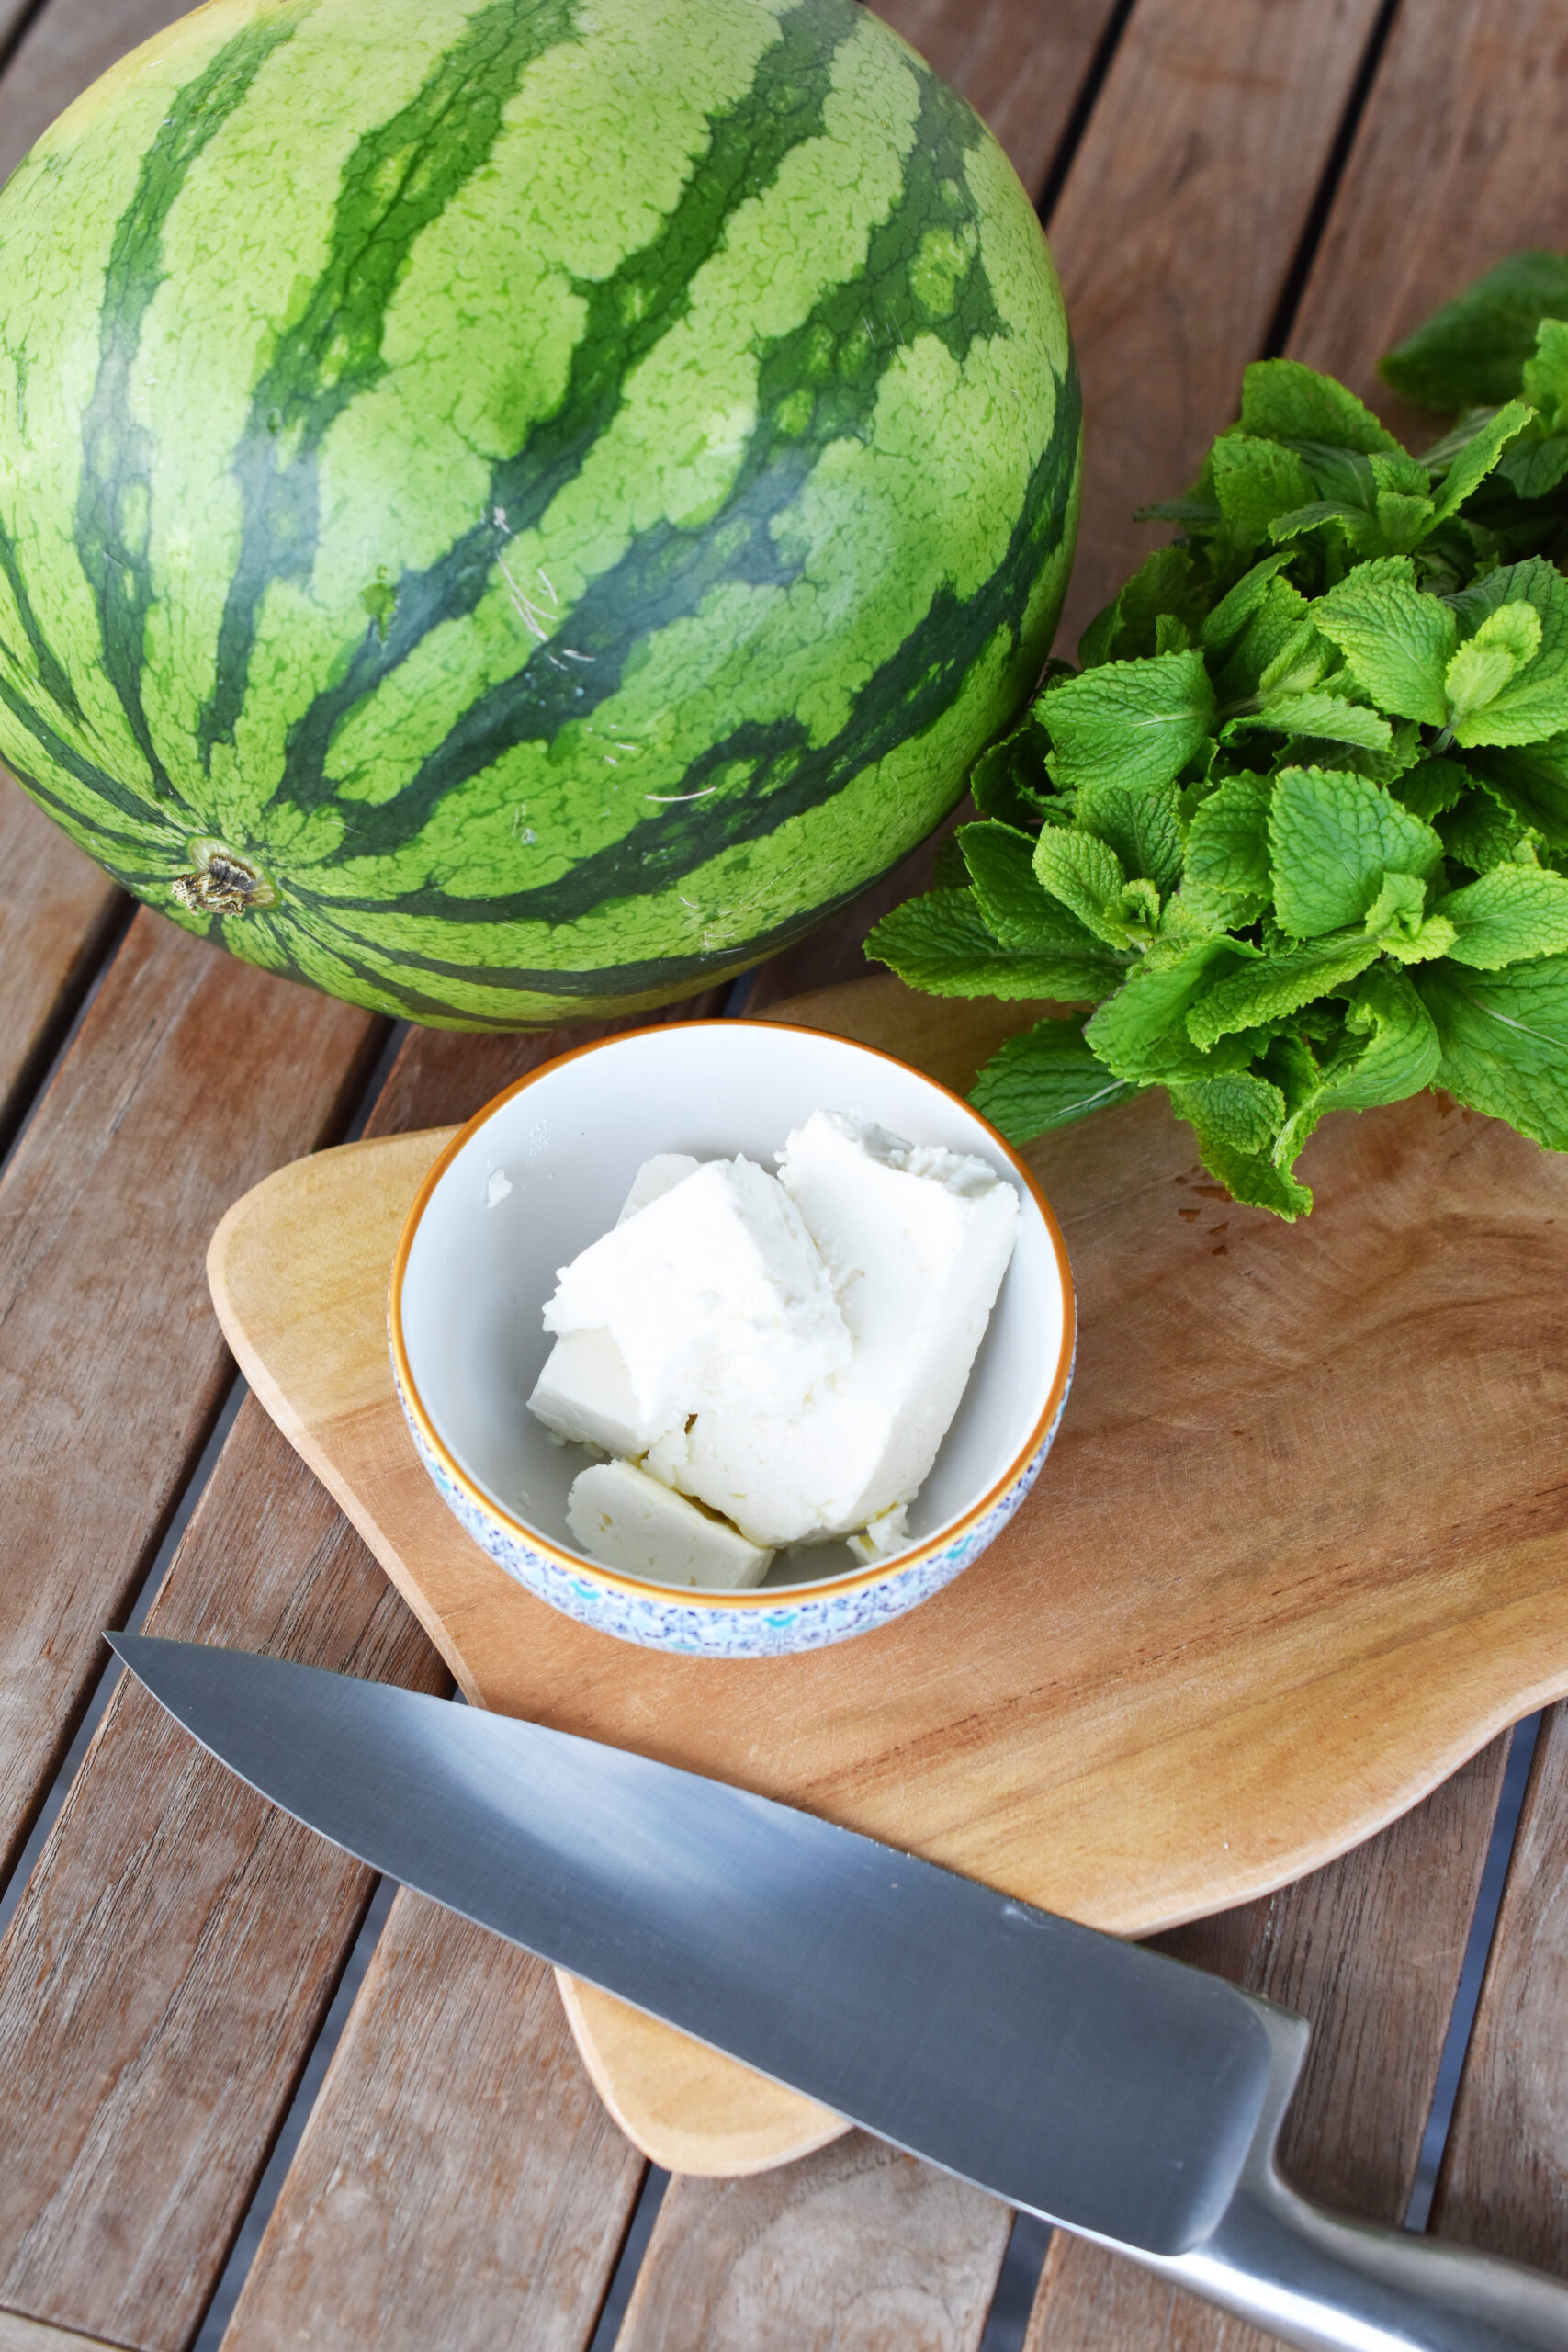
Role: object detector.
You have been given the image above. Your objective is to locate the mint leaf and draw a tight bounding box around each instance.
[1438,792,1540,875]
[1085,936,1247,1083]
[1501,433,1568,499]
[1224,691,1393,753]
[1043,650,1217,794]
[1185,775,1272,922]
[1269,763,1444,936]
[1168,1082,1313,1218]
[1186,933,1381,1049]
[1211,435,1316,548]
[1201,553,1295,655]
[1074,779,1184,893]
[1313,557,1457,725]
[1436,865,1568,967]
[1445,600,1543,726]
[1381,252,1568,410]
[1429,396,1535,520]
[1171,1070,1284,1156]
[1447,558,1568,748]
[970,715,1051,826]
[1361,869,1429,938]
[1395,755,1474,822]
[1078,546,1207,669]
[960,823,1113,956]
[1238,358,1401,455]
[864,891,1119,1001]
[1521,318,1568,427]
[1213,582,1319,703]
[1373,489,1438,555]
[1032,829,1132,946]
[1416,952,1568,1148]
[969,1016,1139,1141]
[1465,738,1568,846]
[1320,966,1441,1111]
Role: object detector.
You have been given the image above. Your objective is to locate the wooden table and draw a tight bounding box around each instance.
[3,2,1566,2346]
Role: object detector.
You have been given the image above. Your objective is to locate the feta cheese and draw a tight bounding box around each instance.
[528,1325,657,1458]
[541,1154,849,1429]
[648,1113,1017,1547]
[529,1155,699,1453]
[847,1502,910,1565]
[615,1152,699,1225]
[567,1458,773,1589]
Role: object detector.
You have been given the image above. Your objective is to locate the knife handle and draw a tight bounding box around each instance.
[1145,2158,1568,2351]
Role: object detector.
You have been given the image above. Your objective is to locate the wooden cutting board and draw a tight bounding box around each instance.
[207,974,1568,2177]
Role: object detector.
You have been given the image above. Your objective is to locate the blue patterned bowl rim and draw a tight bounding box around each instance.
[389,1019,1076,1612]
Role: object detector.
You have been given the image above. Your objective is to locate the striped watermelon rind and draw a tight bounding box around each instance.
[0,0,1079,1027]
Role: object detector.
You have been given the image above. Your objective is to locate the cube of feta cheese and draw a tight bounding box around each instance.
[645,1113,1018,1547]
[528,1155,701,1453]
[528,1326,656,1458]
[541,1155,848,1429]
[567,1457,773,1589]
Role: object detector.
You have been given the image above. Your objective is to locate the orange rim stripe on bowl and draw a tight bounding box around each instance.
[389,1019,1077,1609]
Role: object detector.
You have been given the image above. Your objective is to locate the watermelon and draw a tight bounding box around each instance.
[0,0,1078,1027]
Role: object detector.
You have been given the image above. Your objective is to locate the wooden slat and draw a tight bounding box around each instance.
[0,0,196,185]
[0,1402,442,2352]
[616,2134,1012,2352]
[1021,1737,1510,2347]
[0,780,124,1163]
[0,913,379,1887]
[0,993,721,2349]
[1430,1706,1568,2275]
[1289,0,1568,439]
[219,1892,645,2352]
[869,0,1121,197]
[0,2314,123,2352]
[1048,0,1386,652]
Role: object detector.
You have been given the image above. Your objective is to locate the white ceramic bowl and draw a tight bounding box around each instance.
[390,1021,1075,1656]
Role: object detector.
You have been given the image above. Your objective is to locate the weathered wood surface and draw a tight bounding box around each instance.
[1291,0,1568,440]
[0,2315,123,2352]
[0,993,724,2350]
[871,0,1121,198]
[1433,1704,1568,2275]
[1049,0,1388,651]
[1023,1737,1516,2346]
[0,1402,442,2352]
[616,2135,1012,2352]
[0,913,379,1889]
[220,1891,646,2352]
[3,0,1567,2345]
[0,780,123,1165]
[209,969,1568,2181]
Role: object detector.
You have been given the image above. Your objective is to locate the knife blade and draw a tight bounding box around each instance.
[109,1634,1568,2352]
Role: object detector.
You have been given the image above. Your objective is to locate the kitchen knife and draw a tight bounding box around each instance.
[109,1633,1568,2352]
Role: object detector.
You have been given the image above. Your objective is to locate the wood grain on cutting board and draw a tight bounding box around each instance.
[209,974,1568,2173]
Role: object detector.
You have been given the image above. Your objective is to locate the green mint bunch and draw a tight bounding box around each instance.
[866,263,1568,1218]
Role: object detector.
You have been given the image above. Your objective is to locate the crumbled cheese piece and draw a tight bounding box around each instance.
[567,1458,773,1589]
[646,1112,1017,1547]
[485,1168,512,1207]
[847,1502,910,1566]
[541,1155,849,1429]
